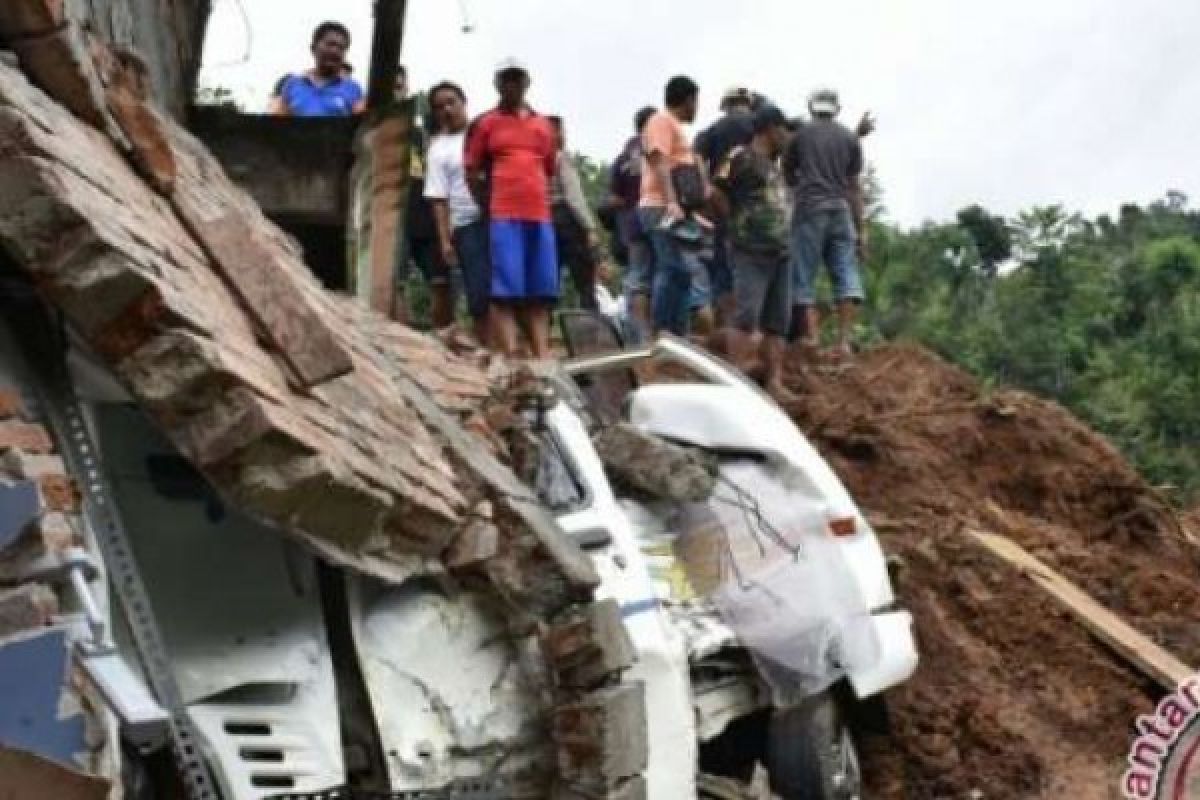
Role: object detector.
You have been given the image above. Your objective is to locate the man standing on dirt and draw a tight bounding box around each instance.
[426,81,490,342]
[784,89,866,359]
[695,87,756,328]
[464,59,559,359]
[712,106,796,399]
[639,75,708,336]
[610,106,657,340]
[270,22,366,117]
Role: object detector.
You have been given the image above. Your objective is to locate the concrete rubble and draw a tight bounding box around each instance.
[0,4,649,795]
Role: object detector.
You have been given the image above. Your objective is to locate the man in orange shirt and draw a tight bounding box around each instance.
[638,76,708,335]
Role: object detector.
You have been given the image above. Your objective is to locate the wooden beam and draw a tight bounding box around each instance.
[968,530,1194,691]
[366,0,408,110]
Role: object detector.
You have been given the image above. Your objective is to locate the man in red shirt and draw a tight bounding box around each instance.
[464,58,559,359]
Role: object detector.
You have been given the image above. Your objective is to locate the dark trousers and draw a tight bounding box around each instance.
[552,204,597,310]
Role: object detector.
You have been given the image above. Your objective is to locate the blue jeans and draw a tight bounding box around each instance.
[791,206,863,305]
[639,207,704,335]
[452,219,491,320]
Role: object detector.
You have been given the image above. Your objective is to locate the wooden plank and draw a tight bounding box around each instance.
[174,209,354,388]
[968,529,1194,690]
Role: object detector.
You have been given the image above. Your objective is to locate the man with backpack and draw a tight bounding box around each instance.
[608,106,656,340]
[638,76,709,336]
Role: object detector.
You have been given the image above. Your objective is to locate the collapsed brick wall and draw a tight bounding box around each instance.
[0,5,649,795]
[0,359,117,793]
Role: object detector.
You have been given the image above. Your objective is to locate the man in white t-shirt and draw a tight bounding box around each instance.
[425,81,489,341]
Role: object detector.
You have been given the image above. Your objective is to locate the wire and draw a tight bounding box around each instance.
[204,0,254,68]
[456,0,476,33]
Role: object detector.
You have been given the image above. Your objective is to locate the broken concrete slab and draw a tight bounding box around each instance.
[552,683,648,790]
[592,422,716,503]
[543,599,636,689]
[9,23,107,128]
[0,583,58,636]
[172,210,353,388]
[0,422,54,454]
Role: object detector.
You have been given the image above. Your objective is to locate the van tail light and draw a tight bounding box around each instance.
[829,517,858,537]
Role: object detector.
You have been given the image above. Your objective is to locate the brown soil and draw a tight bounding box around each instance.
[757,343,1200,799]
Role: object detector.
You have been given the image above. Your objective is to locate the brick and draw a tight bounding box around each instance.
[172,209,353,388]
[10,24,107,127]
[0,513,76,582]
[554,776,646,800]
[552,683,648,789]
[229,450,391,550]
[0,389,25,419]
[106,82,175,193]
[37,474,79,512]
[0,422,53,454]
[0,584,58,637]
[445,518,500,571]
[89,288,173,363]
[0,0,65,39]
[171,386,323,467]
[543,599,636,689]
[0,450,64,479]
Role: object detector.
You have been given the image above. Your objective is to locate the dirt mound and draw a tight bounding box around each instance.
[775,344,1200,799]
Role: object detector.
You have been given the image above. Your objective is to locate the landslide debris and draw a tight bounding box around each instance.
[770,344,1200,799]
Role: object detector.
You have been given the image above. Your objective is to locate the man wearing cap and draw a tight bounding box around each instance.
[693,87,757,329]
[783,88,867,358]
[464,59,559,359]
[712,105,796,399]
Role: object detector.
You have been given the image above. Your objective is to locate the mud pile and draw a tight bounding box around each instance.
[775,344,1200,799]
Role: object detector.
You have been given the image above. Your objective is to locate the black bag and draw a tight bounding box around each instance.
[671,163,707,212]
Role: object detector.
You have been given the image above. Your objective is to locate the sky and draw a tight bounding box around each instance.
[198,0,1200,228]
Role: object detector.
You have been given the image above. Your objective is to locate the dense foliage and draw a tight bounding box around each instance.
[860,191,1200,502]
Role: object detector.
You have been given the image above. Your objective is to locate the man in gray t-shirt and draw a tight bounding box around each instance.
[783,89,867,357]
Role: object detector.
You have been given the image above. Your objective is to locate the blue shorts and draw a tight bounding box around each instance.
[791,207,864,306]
[490,218,559,302]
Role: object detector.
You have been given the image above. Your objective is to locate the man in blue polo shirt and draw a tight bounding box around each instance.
[271,21,366,117]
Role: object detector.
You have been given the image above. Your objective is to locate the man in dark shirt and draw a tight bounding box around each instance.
[783,89,867,358]
[694,87,755,327]
[608,106,656,339]
[712,105,795,399]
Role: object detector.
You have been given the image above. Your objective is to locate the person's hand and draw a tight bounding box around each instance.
[440,240,459,269]
[596,259,613,284]
[856,111,876,138]
[665,201,685,223]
